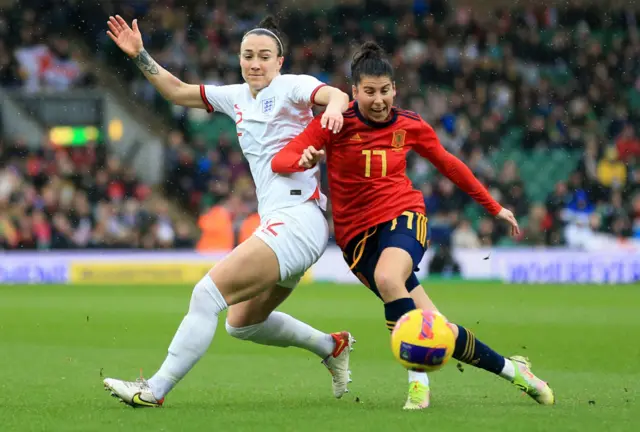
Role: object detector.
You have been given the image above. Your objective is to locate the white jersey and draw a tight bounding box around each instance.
[200,74,327,217]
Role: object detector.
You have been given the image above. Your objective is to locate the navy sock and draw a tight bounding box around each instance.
[384,297,416,332]
[453,324,505,374]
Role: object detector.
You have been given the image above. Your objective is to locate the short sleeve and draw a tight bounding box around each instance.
[284,74,327,107]
[199,84,241,117]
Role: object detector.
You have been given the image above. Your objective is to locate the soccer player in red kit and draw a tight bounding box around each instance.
[272,42,555,410]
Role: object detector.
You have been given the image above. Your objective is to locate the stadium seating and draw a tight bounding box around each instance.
[0,137,194,251]
[2,0,639,248]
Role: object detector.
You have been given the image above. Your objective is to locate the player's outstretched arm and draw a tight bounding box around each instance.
[107,15,204,109]
[272,117,328,173]
[313,86,350,133]
[415,122,520,236]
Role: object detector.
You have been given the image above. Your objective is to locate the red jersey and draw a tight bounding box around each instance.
[272,102,502,249]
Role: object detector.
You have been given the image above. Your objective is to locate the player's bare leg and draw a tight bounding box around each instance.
[374,247,431,410]
[410,285,554,405]
[104,236,281,407]
[226,285,354,398]
[409,287,439,314]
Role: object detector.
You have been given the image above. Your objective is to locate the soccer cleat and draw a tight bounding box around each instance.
[509,355,555,405]
[103,377,164,408]
[403,380,431,410]
[322,331,355,398]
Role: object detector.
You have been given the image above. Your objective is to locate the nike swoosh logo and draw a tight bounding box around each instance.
[334,338,346,357]
[132,392,159,407]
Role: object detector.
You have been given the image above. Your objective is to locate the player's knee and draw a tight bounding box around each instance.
[374,269,405,300]
[225,320,263,340]
[189,275,227,316]
[192,277,209,300]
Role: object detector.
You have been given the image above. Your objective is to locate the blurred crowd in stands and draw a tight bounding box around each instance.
[1,0,640,251]
[0,0,96,91]
[0,137,195,250]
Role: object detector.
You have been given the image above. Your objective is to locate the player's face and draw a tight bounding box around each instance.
[352,75,396,122]
[239,34,283,96]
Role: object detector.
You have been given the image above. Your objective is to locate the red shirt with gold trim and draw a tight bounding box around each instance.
[272,101,501,248]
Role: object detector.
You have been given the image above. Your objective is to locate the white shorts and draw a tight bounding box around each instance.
[254,201,328,289]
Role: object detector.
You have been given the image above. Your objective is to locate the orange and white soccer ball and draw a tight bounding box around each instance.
[391,309,456,372]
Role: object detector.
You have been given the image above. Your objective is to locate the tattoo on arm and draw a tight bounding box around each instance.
[133,50,158,75]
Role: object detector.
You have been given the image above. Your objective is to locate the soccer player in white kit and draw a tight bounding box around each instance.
[102,15,354,407]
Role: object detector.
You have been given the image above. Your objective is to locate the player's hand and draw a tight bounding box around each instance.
[496,207,520,236]
[321,105,344,134]
[298,146,325,169]
[107,15,144,58]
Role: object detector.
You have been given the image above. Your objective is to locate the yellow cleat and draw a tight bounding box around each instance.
[510,356,555,405]
[403,380,430,410]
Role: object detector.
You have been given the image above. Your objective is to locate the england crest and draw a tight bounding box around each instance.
[262,97,276,114]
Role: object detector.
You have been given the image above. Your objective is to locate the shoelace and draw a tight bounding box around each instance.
[135,369,151,390]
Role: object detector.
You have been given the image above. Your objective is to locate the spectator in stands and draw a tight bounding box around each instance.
[523,115,549,150]
[451,219,480,249]
[625,168,640,201]
[428,244,461,277]
[0,40,22,87]
[466,147,494,181]
[238,212,261,245]
[421,183,440,215]
[564,213,602,251]
[196,194,239,252]
[477,218,499,247]
[174,221,196,249]
[600,191,627,232]
[578,136,600,185]
[597,147,627,189]
[564,188,595,223]
[503,183,529,219]
[615,124,640,164]
[521,204,550,247]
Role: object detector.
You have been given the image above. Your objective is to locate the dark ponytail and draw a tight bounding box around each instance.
[350,41,394,84]
[258,16,279,32]
[243,15,285,56]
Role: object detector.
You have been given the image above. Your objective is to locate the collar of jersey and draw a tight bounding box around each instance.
[353,101,398,129]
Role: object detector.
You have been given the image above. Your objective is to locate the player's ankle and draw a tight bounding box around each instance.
[147,376,172,400]
[499,358,516,381]
[384,297,417,332]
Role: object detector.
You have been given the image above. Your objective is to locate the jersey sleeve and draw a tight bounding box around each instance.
[414,121,502,216]
[285,74,327,107]
[271,116,330,173]
[199,84,238,117]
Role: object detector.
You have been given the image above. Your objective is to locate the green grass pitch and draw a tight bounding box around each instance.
[1,281,639,431]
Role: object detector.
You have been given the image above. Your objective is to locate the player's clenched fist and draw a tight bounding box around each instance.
[298,146,325,169]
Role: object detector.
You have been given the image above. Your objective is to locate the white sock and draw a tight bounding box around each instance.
[408,369,430,386]
[225,311,335,359]
[499,357,516,381]
[148,275,227,399]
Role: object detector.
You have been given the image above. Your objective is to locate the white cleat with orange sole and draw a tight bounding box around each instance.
[322,331,356,398]
[103,377,164,408]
